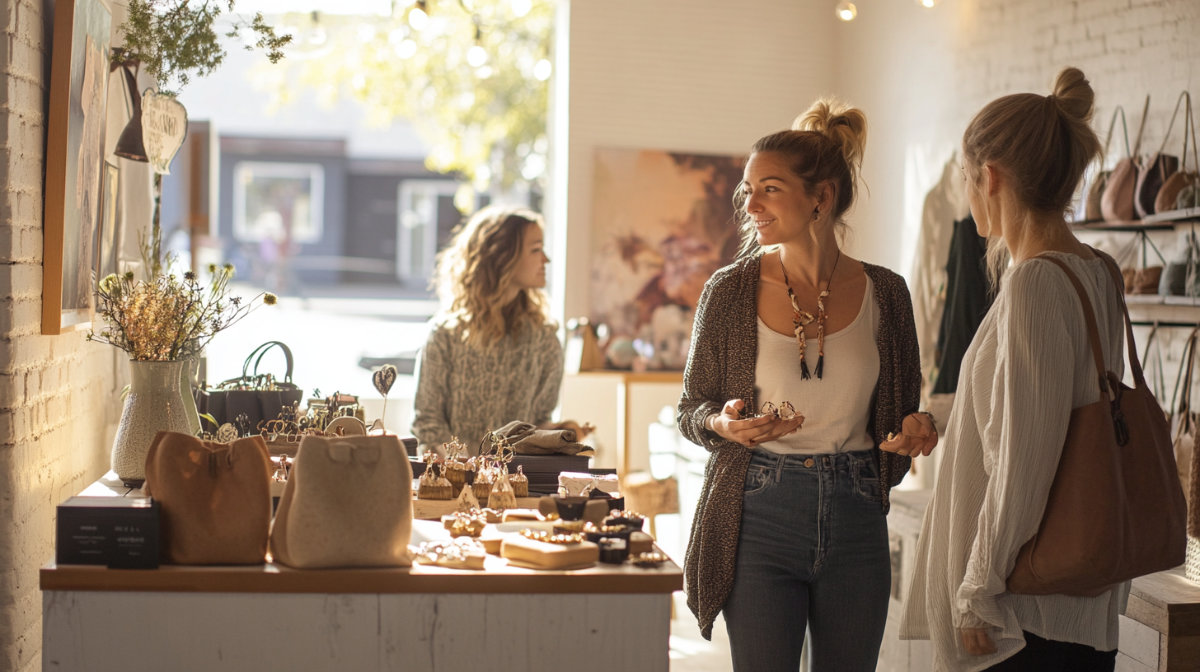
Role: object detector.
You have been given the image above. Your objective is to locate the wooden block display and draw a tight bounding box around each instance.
[500,535,599,570]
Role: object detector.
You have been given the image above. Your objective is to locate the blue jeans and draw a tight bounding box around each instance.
[724,449,890,672]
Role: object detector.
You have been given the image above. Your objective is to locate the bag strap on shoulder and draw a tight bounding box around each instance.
[1036,250,1144,400]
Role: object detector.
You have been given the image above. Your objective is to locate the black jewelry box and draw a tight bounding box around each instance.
[56,496,160,569]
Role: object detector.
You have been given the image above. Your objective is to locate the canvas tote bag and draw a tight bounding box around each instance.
[143,431,273,564]
[270,434,414,568]
[1006,253,1187,596]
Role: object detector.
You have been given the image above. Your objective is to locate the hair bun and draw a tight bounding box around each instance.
[792,98,868,170]
[1051,66,1095,123]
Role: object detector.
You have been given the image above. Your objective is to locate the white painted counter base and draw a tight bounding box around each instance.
[44,590,669,671]
[43,476,680,671]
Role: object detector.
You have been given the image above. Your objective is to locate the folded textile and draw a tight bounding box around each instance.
[492,420,594,456]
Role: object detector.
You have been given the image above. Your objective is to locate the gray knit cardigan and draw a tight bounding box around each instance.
[676,253,923,640]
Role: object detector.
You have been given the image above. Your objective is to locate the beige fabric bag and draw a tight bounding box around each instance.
[144,431,273,565]
[270,434,413,568]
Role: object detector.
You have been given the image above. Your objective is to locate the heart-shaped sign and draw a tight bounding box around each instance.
[373,364,398,397]
[141,91,189,175]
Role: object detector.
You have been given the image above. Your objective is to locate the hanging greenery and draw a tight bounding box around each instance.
[117,0,293,96]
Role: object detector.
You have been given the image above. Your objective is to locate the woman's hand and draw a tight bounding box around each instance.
[709,399,804,448]
[959,627,997,656]
[881,411,938,457]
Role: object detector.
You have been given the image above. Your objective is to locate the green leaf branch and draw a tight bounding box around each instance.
[118,0,292,96]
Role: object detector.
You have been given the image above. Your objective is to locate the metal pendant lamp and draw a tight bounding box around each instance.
[113,63,149,162]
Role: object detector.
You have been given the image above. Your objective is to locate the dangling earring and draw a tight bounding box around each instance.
[811,207,820,221]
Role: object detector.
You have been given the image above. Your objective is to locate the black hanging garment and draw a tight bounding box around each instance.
[932,215,994,394]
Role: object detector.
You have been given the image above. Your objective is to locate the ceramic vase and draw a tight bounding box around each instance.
[111,359,193,486]
[179,356,202,436]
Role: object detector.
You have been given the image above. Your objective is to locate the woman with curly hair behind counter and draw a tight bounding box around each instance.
[413,205,582,454]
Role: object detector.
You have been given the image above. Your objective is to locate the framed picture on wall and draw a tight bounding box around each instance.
[94,160,121,281]
[42,0,112,334]
[589,148,744,370]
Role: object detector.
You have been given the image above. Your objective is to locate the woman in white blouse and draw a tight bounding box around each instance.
[900,67,1122,670]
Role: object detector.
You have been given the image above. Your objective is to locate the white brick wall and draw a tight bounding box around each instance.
[0,0,122,670]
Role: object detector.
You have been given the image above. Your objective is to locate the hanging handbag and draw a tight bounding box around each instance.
[1085,106,1129,222]
[1136,92,1190,218]
[197,341,305,434]
[1155,92,1199,214]
[1169,328,1200,509]
[1140,323,1168,405]
[269,434,414,568]
[1160,230,1198,296]
[1129,236,1166,296]
[1005,253,1187,596]
[143,431,273,565]
[1102,95,1150,223]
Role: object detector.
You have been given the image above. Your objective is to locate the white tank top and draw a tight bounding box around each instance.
[754,275,880,455]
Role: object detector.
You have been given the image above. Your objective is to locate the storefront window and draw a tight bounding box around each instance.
[233,161,324,244]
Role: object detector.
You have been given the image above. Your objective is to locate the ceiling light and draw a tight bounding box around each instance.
[835,2,857,21]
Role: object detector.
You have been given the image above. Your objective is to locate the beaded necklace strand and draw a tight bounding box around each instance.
[779,250,841,379]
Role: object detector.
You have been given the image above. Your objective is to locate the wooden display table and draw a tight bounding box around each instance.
[42,477,681,671]
[1122,568,1200,671]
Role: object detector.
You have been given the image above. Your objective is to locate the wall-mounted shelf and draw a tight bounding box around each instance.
[1126,294,1200,306]
[1073,219,1176,232]
[1071,206,1200,232]
[1144,206,1200,225]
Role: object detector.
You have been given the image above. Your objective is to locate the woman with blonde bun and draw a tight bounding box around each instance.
[678,98,936,670]
[901,67,1121,671]
[412,205,584,454]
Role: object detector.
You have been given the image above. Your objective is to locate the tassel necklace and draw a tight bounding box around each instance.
[780,250,841,379]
